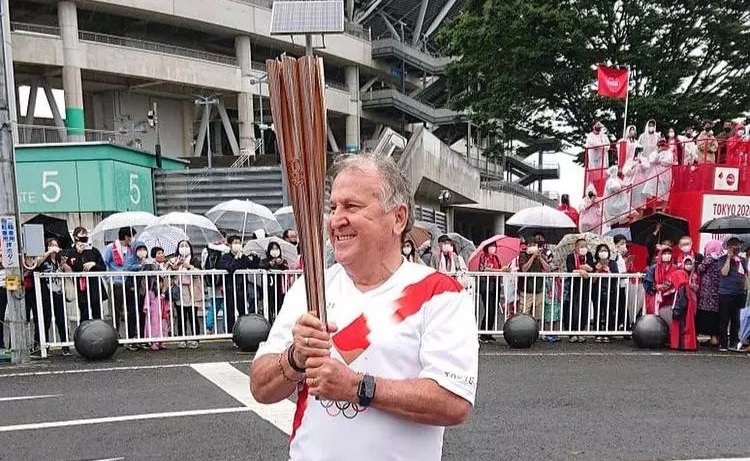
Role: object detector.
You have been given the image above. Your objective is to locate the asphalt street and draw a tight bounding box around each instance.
[0,341,748,461]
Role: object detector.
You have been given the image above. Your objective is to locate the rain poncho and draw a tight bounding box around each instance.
[682,133,699,165]
[622,147,652,210]
[643,145,675,202]
[617,125,638,168]
[585,128,610,171]
[638,119,661,157]
[579,184,604,233]
[604,165,630,223]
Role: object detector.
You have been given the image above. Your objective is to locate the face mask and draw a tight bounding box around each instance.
[668,131,675,138]
[648,127,655,133]
[402,247,412,256]
[526,246,538,255]
[594,127,601,133]
[179,246,191,256]
[48,246,60,253]
[628,131,635,138]
[442,244,453,253]
[661,254,672,263]
[598,251,609,260]
[270,249,281,258]
[137,251,147,259]
[616,244,628,254]
[680,244,691,253]
[684,264,693,272]
[231,244,242,254]
[578,248,588,256]
[710,251,723,260]
[487,246,497,255]
[289,240,298,246]
[738,130,745,136]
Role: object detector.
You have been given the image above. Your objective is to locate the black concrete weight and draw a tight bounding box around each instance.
[503,313,539,348]
[632,314,669,349]
[232,314,272,352]
[73,319,119,360]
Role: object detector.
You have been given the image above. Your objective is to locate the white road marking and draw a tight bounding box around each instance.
[672,458,750,461]
[0,360,253,378]
[90,458,125,461]
[191,362,294,435]
[0,394,63,402]
[0,407,251,433]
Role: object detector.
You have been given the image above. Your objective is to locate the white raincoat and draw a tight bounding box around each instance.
[622,146,652,210]
[604,165,630,223]
[637,119,661,157]
[642,145,675,202]
[579,184,604,233]
[618,125,638,167]
[586,130,610,171]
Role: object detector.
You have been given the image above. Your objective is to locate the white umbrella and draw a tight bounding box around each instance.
[243,236,299,267]
[151,212,223,246]
[206,199,283,238]
[137,224,189,256]
[91,211,157,242]
[274,205,295,231]
[506,206,578,244]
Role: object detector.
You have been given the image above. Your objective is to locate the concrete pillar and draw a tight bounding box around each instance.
[181,101,194,156]
[493,213,506,236]
[58,1,85,141]
[345,66,360,153]
[235,35,255,156]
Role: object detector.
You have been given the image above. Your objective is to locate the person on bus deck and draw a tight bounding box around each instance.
[675,236,702,269]
[726,124,748,166]
[617,125,638,170]
[666,127,684,165]
[696,121,718,163]
[586,121,610,171]
[557,194,580,227]
[638,119,661,158]
[681,126,699,166]
[622,144,650,214]
[578,184,604,234]
[716,120,735,164]
[643,138,675,211]
[604,165,631,227]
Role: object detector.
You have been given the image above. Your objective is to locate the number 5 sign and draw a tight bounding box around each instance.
[115,163,153,211]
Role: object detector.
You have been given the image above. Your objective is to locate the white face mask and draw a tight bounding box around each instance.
[578,247,588,256]
[526,246,538,255]
[648,127,655,133]
[616,244,628,254]
[231,243,242,254]
[684,264,694,272]
[598,251,610,260]
[661,254,672,263]
[137,251,147,259]
[178,246,191,257]
[402,247,412,256]
[442,244,453,253]
[270,249,281,258]
[680,244,691,253]
[668,131,675,138]
[738,130,746,136]
[49,245,60,253]
[487,246,497,255]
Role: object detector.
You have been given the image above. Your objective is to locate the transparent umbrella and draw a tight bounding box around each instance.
[91,211,157,242]
[207,199,283,238]
[137,225,189,256]
[274,206,296,232]
[151,212,223,246]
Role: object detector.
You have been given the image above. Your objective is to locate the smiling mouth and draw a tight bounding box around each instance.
[336,235,355,242]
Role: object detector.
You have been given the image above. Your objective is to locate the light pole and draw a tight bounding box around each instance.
[147,101,162,169]
[194,96,219,168]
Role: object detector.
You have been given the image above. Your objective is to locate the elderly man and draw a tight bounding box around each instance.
[250,154,478,461]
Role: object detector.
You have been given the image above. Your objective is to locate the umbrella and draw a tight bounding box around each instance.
[243,236,299,267]
[699,215,750,234]
[467,235,521,271]
[151,212,223,246]
[433,232,476,262]
[137,224,189,256]
[550,232,616,271]
[604,227,632,241]
[23,214,73,248]
[91,211,157,242]
[629,212,689,246]
[506,206,577,244]
[206,199,283,238]
[273,206,296,232]
[409,221,442,247]
[739,306,750,344]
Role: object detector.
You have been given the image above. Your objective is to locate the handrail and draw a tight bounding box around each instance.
[10,22,60,35]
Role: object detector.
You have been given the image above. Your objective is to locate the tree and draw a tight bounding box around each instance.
[437,0,750,161]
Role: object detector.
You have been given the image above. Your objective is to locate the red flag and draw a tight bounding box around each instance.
[597,65,629,99]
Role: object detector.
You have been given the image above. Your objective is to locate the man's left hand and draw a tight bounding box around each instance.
[305,357,360,403]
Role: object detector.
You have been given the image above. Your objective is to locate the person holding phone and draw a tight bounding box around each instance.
[716,235,747,352]
[34,238,70,356]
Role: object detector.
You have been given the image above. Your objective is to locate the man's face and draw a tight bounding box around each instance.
[327,165,406,268]
[285,230,298,245]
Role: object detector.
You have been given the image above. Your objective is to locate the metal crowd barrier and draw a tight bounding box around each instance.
[32,269,645,356]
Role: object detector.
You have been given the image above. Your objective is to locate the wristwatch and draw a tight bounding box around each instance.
[357,374,376,407]
[287,345,306,373]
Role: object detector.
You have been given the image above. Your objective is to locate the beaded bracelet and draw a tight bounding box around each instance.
[277,352,303,383]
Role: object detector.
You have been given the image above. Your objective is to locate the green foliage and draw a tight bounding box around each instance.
[437,0,750,162]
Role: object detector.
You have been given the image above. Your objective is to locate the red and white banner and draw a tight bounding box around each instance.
[596,65,629,99]
[700,194,750,251]
[713,167,739,192]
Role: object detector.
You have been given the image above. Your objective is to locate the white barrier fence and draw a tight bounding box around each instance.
[32,270,645,356]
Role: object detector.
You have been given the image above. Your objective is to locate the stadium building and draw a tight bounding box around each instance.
[9,0,559,242]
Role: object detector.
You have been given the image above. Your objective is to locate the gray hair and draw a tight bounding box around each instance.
[330,152,414,239]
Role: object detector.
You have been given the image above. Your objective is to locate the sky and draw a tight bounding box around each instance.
[17,85,65,119]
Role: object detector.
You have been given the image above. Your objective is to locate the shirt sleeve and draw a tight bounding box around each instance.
[418,289,479,406]
[253,275,308,359]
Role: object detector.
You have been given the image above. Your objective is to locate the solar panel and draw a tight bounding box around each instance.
[270,1,345,35]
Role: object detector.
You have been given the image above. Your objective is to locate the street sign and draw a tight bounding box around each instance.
[0,216,19,268]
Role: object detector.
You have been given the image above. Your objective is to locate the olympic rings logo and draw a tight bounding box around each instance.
[319,399,367,419]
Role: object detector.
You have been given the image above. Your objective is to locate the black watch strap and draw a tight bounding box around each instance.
[357,374,376,407]
[287,345,305,373]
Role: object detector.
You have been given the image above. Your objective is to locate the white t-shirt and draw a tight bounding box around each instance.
[254,260,479,461]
